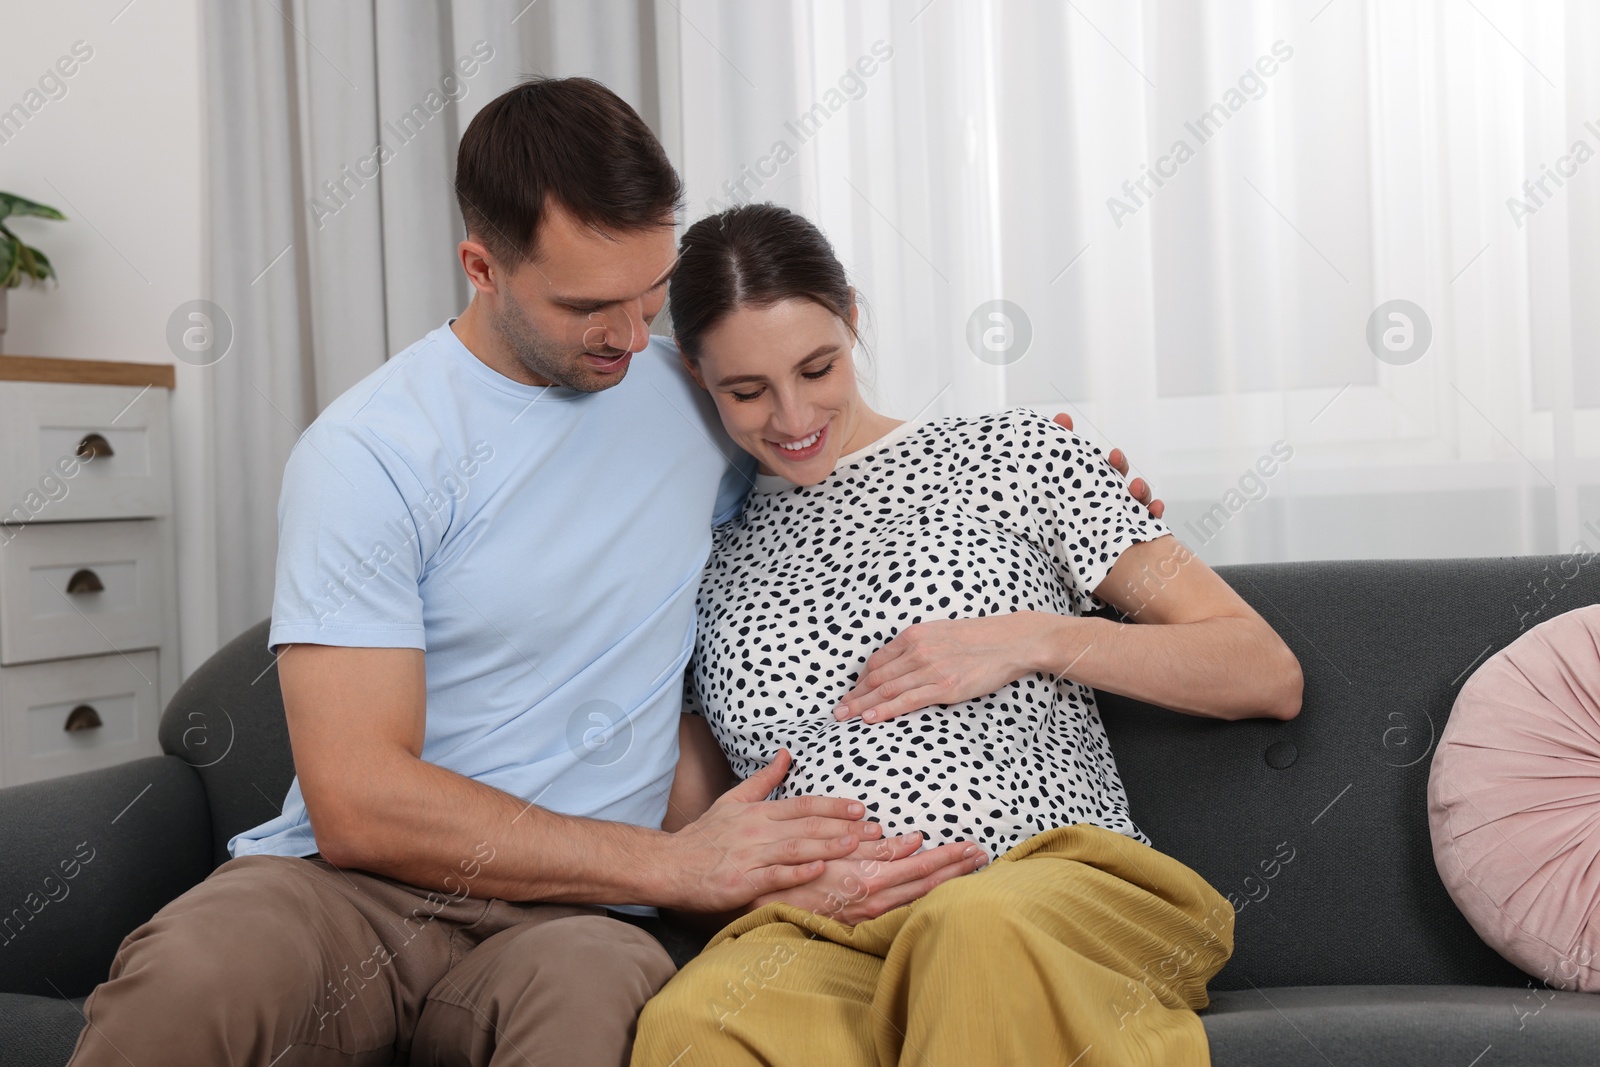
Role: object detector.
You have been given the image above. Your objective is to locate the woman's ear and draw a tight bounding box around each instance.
[676,342,707,391]
[847,288,860,334]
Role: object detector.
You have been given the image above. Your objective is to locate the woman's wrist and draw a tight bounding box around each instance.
[1023,611,1104,680]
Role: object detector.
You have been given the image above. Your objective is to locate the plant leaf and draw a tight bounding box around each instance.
[0,192,67,223]
[26,245,55,282]
[0,235,19,288]
[8,241,56,287]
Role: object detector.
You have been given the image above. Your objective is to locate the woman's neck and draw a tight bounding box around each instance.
[836,408,906,463]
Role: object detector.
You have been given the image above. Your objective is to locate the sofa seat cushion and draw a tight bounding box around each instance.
[0,994,85,1067]
[1201,984,1600,1066]
[1428,605,1600,990]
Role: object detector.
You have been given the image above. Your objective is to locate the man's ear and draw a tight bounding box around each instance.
[676,343,707,391]
[458,238,500,295]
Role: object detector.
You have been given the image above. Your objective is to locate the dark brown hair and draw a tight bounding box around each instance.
[454,77,683,266]
[670,203,858,361]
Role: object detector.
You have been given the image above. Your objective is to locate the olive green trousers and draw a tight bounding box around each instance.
[633,822,1234,1067]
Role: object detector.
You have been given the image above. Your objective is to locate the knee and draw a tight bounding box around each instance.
[901,874,1035,959]
[508,915,676,1007]
[633,981,701,1066]
[85,858,342,1043]
[111,858,334,995]
[632,953,758,1067]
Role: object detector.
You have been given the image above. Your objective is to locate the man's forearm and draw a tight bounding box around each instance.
[317,749,681,907]
[1028,612,1302,720]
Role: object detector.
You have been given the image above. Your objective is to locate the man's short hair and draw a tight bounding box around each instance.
[454,77,684,267]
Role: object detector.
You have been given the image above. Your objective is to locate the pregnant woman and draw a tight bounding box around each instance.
[632,204,1303,1067]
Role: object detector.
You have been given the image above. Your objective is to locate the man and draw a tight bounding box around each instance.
[67,77,1166,1066]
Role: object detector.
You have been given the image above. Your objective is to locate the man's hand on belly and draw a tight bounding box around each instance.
[662,748,885,913]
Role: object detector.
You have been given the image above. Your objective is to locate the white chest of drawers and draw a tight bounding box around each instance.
[0,357,178,786]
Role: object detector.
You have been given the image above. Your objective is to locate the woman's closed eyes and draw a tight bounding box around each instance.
[730,361,836,402]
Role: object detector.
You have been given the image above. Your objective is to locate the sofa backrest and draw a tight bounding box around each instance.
[161,555,1599,988]
[1099,553,1599,991]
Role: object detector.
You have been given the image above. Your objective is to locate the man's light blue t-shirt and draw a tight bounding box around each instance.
[229,320,755,882]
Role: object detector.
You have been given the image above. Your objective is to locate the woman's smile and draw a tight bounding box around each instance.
[768,422,830,463]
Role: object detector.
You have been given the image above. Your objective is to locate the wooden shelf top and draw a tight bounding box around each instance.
[0,355,175,389]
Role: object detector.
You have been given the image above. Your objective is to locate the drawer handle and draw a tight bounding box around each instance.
[66,569,105,594]
[76,433,114,460]
[64,705,103,732]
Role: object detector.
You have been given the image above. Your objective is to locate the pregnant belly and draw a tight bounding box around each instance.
[735,701,1124,861]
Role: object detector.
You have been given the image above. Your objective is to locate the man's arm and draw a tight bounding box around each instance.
[280,644,880,910]
[660,713,757,932]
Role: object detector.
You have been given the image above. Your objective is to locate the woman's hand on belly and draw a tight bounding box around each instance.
[748,830,989,925]
[832,612,1062,724]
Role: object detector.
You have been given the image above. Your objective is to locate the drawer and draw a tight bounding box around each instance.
[0,381,172,522]
[1,651,161,786]
[0,520,166,666]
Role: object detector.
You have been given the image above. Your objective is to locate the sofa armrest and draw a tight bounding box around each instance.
[0,755,212,998]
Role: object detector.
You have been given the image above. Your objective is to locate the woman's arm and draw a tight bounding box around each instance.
[663,711,739,833]
[1030,534,1302,720]
[834,535,1301,724]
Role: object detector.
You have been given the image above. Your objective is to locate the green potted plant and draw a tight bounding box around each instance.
[0,191,66,354]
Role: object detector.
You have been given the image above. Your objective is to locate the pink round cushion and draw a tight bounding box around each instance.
[1428,604,1600,990]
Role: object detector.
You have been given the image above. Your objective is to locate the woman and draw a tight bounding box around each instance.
[632,204,1303,1066]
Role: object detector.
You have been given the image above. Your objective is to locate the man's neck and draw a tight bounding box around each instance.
[451,300,552,387]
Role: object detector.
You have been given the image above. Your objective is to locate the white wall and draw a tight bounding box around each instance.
[1,0,216,677]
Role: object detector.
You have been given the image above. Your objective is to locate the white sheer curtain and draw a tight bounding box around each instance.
[199,0,1597,651]
[661,0,1598,565]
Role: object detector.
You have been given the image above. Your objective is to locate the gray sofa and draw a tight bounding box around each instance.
[3,555,1598,1065]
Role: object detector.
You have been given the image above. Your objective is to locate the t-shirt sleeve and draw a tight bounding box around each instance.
[999,408,1172,615]
[712,450,758,526]
[266,420,438,653]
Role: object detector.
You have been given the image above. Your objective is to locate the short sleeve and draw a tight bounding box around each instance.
[712,450,758,526]
[266,420,438,653]
[999,409,1172,614]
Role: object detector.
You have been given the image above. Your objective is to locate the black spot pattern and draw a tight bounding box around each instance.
[687,407,1172,859]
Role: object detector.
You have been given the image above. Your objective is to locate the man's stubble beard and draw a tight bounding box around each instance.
[492,296,626,394]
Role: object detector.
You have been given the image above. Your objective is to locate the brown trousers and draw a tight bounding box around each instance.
[65,853,677,1066]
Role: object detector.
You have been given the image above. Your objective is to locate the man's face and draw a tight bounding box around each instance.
[489,201,678,392]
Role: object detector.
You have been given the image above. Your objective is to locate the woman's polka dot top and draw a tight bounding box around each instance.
[687,407,1172,859]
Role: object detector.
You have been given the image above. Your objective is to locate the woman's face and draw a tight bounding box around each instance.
[681,296,872,484]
